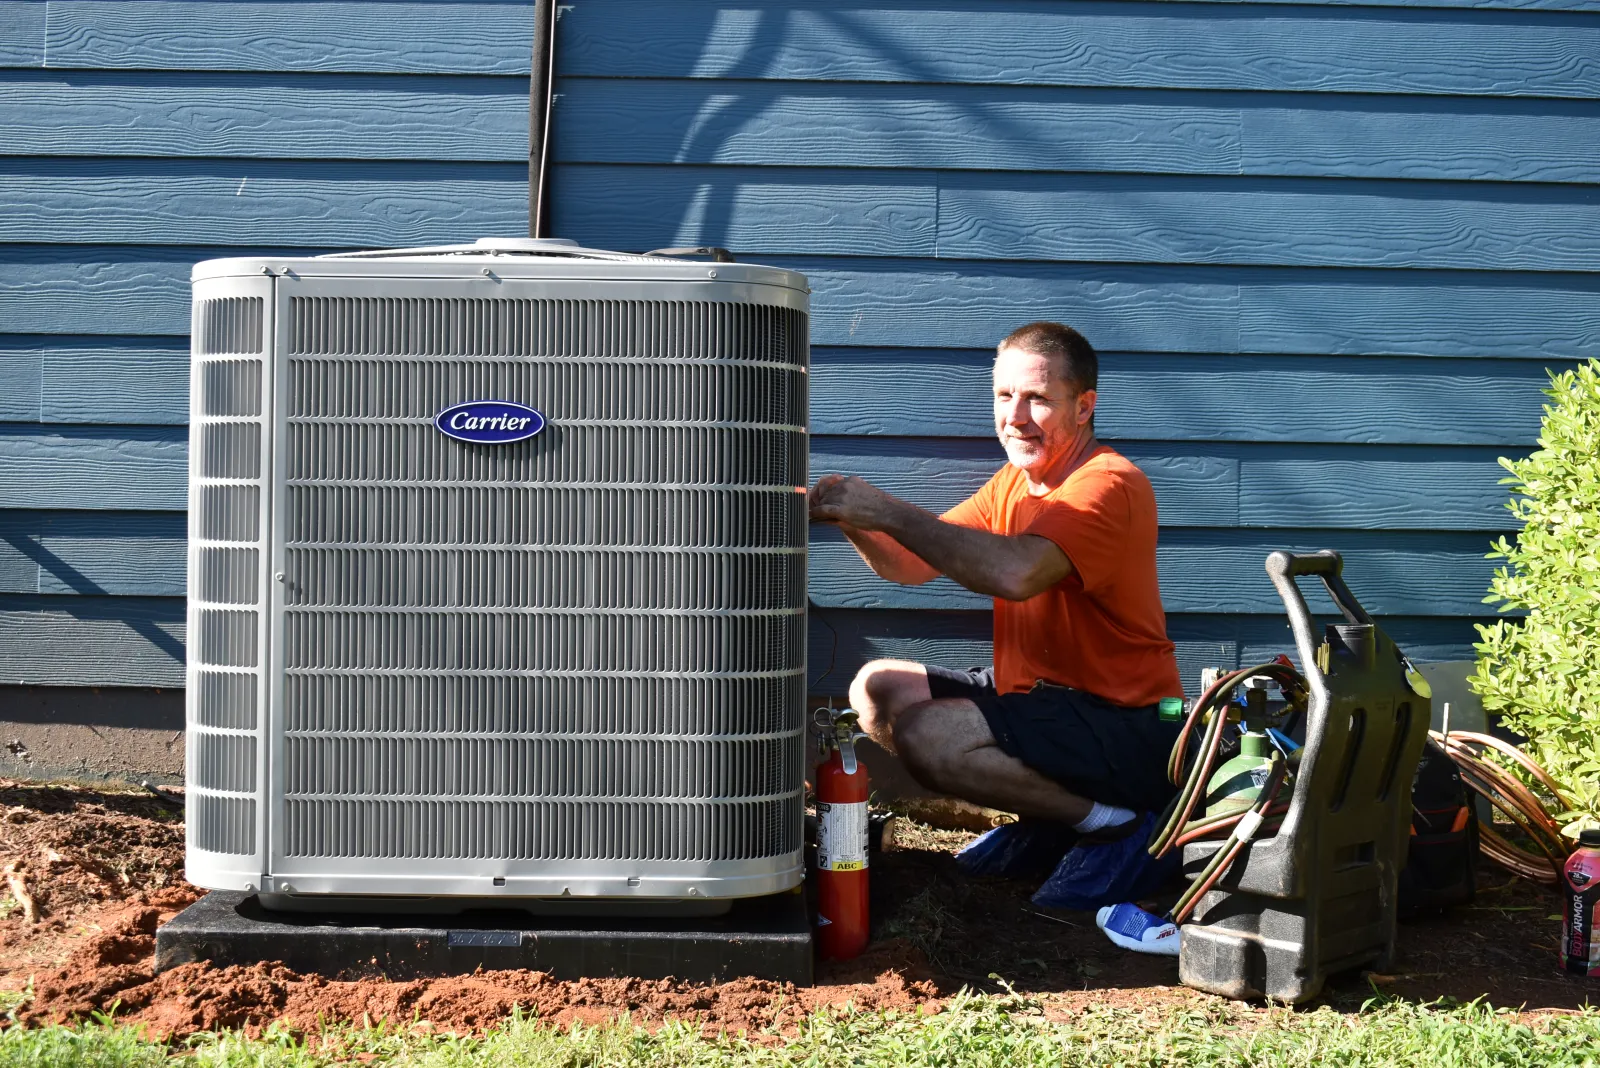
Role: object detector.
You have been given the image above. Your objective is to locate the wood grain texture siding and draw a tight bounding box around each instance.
[808,525,1501,615]
[0,595,184,687]
[0,511,186,596]
[555,79,1600,183]
[798,260,1600,358]
[936,174,1600,273]
[563,1,1600,99]
[558,165,1600,273]
[35,339,190,425]
[42,1,533,75]
[807,609,1491,695]
[0,337,191,425]
[0,246,285,336]
[0,159,530,248]
[808,437,1520,531]
[0,345,42,422]
[0,1,44,68]
[811,349,1559,446]
[0,71,527,161]
[0,428,188,511]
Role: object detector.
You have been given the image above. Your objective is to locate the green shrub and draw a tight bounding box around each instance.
[1470,359,1600,836]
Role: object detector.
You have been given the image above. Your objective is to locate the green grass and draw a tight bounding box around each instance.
[3,994,1599,1068]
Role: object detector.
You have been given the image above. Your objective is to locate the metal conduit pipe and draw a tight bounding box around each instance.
[528,0,558,237]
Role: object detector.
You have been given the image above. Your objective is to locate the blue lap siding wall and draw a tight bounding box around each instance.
[1,0,1592,693]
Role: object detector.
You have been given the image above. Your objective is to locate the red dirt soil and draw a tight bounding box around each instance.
[0,781,1592,1040]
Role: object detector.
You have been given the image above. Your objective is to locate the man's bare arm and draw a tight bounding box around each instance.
[838,524,940,585]
[810,475,1072,601]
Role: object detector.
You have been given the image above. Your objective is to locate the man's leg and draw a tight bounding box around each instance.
[892,698,1095,825]
[847,658,934,754]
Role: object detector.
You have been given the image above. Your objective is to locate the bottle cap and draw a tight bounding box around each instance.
[1158,697,1183,722]
[1580,828,1600,849]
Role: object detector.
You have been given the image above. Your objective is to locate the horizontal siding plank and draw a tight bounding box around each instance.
[800,260,1600,358]
[802,261,1239,354]
[1171,0,1600,10]
[559,166,1600,274]
[0,427,188,511]
[565,1,1600,99]
[0,337,190,425]
[0,158,529,247]
[0,1,43,68]
[557,79,1600,183]
[808,525,1498,615]
[811,436,1518,531]
[937,174,1600,273]
[43,1,531,75]
[13,248,1596,360]
[38,339,190,425]
[1238,453,1516,529]
[0,511,186,596]
[1235,279,1600,357]
[0,71,526,160]
[0,247,202,336]
[2,159,930,257]
[0,595,183,687]
[0,345,42,422]
[807,609,1488,695]
[558,79,1240,175]
[812,349,1557,446]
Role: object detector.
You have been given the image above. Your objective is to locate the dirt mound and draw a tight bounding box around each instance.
[0,780,190,985]
[4,782,1594,1038]
[25,936,940,1039]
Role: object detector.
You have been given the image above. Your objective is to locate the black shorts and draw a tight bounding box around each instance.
[925,665,1182,814]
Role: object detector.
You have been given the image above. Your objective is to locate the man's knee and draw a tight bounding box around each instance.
[848,659,929,738]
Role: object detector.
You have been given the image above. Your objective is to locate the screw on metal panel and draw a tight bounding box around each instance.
[688,887,699,895]
[275,572,285,582]
[481,267,498,280]
[708,270,717,278]
[280,884,294,893]
[259,266,273,275]
[244,883,255,892]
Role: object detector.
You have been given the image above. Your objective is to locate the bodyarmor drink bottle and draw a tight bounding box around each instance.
[1562,828,1600,977]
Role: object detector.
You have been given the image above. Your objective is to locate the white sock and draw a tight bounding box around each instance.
[1072,802,1136,834]
[1097,903,1181,956]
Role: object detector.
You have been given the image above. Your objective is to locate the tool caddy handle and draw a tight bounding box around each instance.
[1264,550,1373,678]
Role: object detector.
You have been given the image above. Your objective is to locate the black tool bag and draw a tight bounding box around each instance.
[1398,737,1478,918]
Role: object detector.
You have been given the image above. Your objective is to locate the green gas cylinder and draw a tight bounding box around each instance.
[1205,730,1274,818]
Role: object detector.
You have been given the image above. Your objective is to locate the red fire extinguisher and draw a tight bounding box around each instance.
[815,709,869,960]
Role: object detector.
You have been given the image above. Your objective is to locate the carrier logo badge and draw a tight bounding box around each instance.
[435,400,545,444]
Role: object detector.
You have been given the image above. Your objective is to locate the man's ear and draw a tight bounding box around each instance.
[1077,389,1098,427]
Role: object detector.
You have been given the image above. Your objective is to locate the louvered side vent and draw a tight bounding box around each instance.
[188,296,266,857]
[280,297,808,866]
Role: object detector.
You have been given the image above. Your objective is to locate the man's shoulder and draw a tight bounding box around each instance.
[1063,447,1153,498]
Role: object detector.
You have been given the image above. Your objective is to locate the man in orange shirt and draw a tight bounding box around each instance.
[809,322,1184,839]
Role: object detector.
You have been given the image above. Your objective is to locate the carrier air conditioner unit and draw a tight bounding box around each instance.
[184,239,809,912]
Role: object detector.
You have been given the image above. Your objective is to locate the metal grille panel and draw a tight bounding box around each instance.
[284,798,797,861]
[279,294,808,867]
[189,297,267,859]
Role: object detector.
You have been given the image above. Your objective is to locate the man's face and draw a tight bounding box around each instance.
[992,345,1094,477]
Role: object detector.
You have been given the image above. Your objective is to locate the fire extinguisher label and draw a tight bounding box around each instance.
[817,801,869,871]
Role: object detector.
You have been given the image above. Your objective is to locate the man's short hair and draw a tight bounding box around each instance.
[998,322,1098,396]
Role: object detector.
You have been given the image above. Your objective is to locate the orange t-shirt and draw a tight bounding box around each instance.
[941,446,1181,707]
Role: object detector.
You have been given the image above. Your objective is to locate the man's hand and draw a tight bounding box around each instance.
[809,474,902,531]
